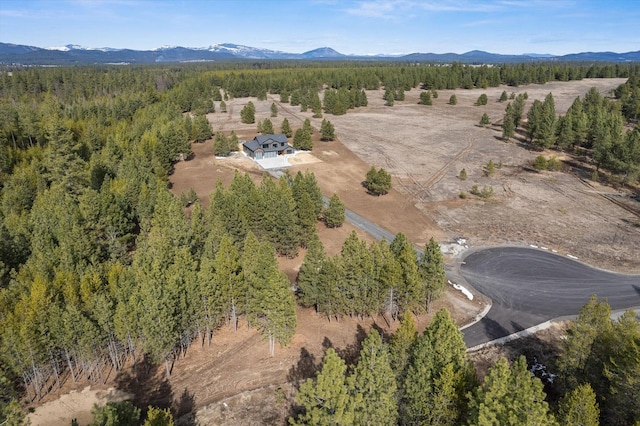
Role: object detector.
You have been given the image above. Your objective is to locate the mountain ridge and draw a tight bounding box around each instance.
[1,42,638,65]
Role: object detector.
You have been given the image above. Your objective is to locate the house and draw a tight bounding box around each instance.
[242,134,294,160]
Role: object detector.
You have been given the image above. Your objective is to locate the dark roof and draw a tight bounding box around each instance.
[243,134,292,153]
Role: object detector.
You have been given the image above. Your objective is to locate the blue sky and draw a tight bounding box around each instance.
[0,0,638,55]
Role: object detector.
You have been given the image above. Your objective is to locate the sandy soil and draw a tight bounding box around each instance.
[30,78,640,424]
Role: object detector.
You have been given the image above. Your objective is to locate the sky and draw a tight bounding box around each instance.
[0,0,638,56]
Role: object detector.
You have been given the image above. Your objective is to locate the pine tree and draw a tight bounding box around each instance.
[320,119,336,141]
[400,333,435,424]
[311,92,323,118]
[499,90,508,102]
[419,237,446,312]
[290,348,354,425]
[281,117,293,137]
[348,329,398,426]
[240,101,255,124]
[390,233,422,314]
[468,356,556,426]
[143,406,175,426]
[213,235,244,331]
[502,102,516,141]
[296,191,318,247]
[324,193,345,228]
[219,100,227,113]
[317,256,346,320]
[476,94,488,105]
[389,312,418,380]
[270,102,278,117]
[261,118,274,134]
[384,88,395,106]
[479,113,490,127]
[297,233,327,311]
[449,94,457,105]
[558,384,599,426]
[419,91,433,105]
[293,128,312,151]
[192,114,212,142]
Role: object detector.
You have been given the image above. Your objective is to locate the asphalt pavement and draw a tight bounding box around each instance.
[460,247,640,347]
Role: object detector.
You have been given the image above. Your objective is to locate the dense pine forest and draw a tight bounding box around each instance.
[1,61,639,425]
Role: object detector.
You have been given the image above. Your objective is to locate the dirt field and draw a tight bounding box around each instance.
[30,78,640,425]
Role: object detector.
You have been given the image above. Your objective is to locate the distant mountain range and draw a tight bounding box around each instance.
[1,42,639,65]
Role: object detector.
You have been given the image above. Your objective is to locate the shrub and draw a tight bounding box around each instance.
[449,94,457,105]
[459,168,467,180]
[547,156,562,171]
[532,155,548,170]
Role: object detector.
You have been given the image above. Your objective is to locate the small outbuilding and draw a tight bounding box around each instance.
[242,134,294,160]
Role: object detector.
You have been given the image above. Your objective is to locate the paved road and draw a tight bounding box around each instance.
[460,247,640,347]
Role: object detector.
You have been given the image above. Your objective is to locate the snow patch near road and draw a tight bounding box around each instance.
[449,280,473,300]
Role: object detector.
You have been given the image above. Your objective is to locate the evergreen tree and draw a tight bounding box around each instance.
[449,94,458,105]
[419,91,433,105]
[291,170,324,218]
[89,401,141,426]
[476,94,488,105]
[297,233,327,311]
[293,129,313,151]
[270,102,278,117]
[419,237,446,312]
[348,329,398,426]
[213,132,231,156]
[213,235,244,331]
[364,167,392,196]
[303,118,314,134]
[296,191,318,247]
[324,193,345,228]
[400,332,435,424]
[246,239,297,355]
[320,119,336,141]
[558,384,599,426]
[143,406,175,426]
[311,92,323,118]
[261,118,274,134]
[468,356,556,426]
[261,177,301,257]
[499,90,508,102]
[191,114,212,142]
[513,93,526,127]
[219,100,227,113]
[290,348,354,425]
[390,233,422,315]
[479,113,490,127]
[240,101,255,124]
[384,88,395,106]
[389,313,418,380]
[502,102,516,141]
[281,117,293,137]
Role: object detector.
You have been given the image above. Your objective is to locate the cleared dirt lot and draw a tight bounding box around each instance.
[31,78,640,425]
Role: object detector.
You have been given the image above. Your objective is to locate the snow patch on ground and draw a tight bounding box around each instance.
[449,280,473,300]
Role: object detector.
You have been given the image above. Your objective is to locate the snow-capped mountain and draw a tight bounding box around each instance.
[1,41,639,65]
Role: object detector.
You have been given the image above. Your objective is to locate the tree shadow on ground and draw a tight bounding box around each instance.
[113,355,197,424]
[173,387,196,426]
[321,324,368,367]
[287,347,319,388]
